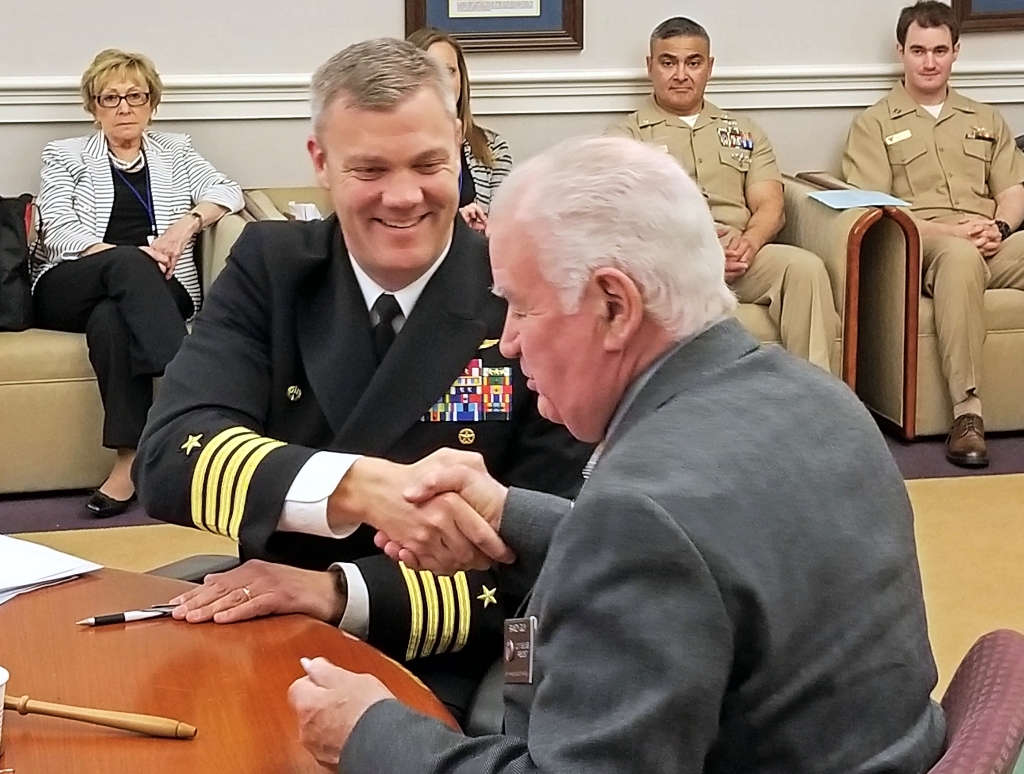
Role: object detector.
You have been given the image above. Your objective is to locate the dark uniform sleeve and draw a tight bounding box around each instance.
[134,224,318,555]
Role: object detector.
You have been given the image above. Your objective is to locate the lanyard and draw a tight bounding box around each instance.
[112,156,156,236]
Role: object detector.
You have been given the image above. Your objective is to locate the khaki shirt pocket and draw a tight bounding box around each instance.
[885,137,928,167]
[962,138,994,198]
[719,148,753,172]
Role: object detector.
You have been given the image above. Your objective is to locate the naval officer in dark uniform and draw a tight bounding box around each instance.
[133,38,591,720]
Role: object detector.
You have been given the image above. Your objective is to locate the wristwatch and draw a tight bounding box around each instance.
[995,219,1012,241]
[186,209,204,230]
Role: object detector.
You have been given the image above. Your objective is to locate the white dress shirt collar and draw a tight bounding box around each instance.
[348,234,453,318]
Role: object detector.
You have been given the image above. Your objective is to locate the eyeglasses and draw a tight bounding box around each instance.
[95,91,150,109]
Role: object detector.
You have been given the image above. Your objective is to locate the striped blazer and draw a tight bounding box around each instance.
[32,129,244,311]
[464,128,513,214]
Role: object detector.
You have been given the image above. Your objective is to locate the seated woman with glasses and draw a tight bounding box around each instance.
[408,28,513,234]
[32,48,244,517]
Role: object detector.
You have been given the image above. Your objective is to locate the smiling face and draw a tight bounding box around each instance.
[92,76,153,147]
[307,86,462,290]
[647,34,714,117]
[898,21,958,104]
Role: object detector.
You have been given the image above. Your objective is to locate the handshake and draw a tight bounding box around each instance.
[168,448,512,625]
[333,447,514,574]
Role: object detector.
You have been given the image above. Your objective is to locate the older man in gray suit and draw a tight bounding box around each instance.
[287,136,945,774]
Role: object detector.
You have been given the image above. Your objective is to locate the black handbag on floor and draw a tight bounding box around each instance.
[0,193,35,331]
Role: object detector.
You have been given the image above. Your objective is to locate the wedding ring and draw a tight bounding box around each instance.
[241,586,252,601]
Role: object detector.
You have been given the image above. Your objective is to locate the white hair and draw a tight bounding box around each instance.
[310,38,456,135]
[490,136,736,339]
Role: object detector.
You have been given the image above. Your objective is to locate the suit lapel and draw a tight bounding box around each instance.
[335,220,490,454]
[296,220,378,435]
[84,131,114,238]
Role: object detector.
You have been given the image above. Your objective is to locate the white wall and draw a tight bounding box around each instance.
[2,0,1023,194]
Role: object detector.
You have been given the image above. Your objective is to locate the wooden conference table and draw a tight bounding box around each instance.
[0,568,456,773]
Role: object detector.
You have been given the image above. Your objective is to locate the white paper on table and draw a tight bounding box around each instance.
[288,201,322,221]
[0,535,101,605]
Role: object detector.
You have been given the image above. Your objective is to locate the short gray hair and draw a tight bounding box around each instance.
[310,38,456,134]
[650,17,710,49]
[490,137,736,339]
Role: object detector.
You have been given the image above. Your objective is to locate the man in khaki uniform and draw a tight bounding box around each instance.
[843,0,1024,468]
[608,16,840,373]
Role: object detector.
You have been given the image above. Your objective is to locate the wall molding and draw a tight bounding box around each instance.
[3,62,1024,123]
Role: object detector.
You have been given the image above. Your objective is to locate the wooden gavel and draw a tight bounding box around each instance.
[3,694,196,739]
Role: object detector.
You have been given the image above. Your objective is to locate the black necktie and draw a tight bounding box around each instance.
[371,293,402,363]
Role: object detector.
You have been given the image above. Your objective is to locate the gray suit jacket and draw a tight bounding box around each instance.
[342,319,945,774]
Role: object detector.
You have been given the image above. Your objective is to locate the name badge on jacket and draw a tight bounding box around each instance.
[422,358,512,422]
[504,616,537,684]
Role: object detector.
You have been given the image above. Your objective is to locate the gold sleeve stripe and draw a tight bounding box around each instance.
[216,436,273,534]
[436,575,456,656]
[453,571,471,654]
[203,431,259,533]
[419,571,440,659]
[400,562,424,662]
[226,439,286,540]
[190,427,252,532]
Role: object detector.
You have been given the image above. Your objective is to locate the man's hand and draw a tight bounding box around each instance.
[331,449,514,574]
[375,459,510,573]
[289,657,395,770]
[724,233,759,282]
[167,559,345,625]
[950,217,1000,257]
[459,203,488,234]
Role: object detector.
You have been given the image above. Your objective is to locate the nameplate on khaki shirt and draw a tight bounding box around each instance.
[884,130,913,146]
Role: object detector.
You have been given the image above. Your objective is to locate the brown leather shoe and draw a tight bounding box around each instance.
[945,413,989,468]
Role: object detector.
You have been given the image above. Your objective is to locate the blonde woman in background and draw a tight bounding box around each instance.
[32,49,243,517]
[408,28,513,233]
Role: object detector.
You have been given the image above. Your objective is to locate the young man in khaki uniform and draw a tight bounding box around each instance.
[842,1,1024,468]
[607,16,840,374]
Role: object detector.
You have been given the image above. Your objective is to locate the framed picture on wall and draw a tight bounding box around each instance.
[405,0,583,52]
[953,0,1024,32]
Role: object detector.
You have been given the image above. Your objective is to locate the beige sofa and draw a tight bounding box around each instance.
[243,181,877,387]
[798,172,1024,438]
[0,216,248,494]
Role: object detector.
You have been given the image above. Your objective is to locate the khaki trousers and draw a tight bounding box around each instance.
[922,229,1024,410]
[729,243,840,373]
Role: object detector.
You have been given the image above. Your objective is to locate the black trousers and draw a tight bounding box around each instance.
[34,246,194,449]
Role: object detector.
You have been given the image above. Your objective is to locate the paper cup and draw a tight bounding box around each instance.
[0,665,7,755]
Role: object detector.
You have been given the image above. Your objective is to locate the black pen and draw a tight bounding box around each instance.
[76,605,175,627]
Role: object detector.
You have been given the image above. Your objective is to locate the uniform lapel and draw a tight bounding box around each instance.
[84,130,114,238]
[335,220,490,455]
[296,220,378,435]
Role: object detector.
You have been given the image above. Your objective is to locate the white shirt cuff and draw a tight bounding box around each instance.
[333,562,370,640]
[279,451,362,538]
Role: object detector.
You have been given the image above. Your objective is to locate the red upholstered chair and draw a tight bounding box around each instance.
[929,629,1024,774]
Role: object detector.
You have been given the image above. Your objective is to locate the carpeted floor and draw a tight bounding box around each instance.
[0,490,156,533]
[886,431,1024,480]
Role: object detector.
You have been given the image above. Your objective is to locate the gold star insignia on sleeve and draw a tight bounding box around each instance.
[477,585,497,608]
[180,434,203,456]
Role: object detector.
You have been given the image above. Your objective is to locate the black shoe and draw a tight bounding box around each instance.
[85,490,137,518]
